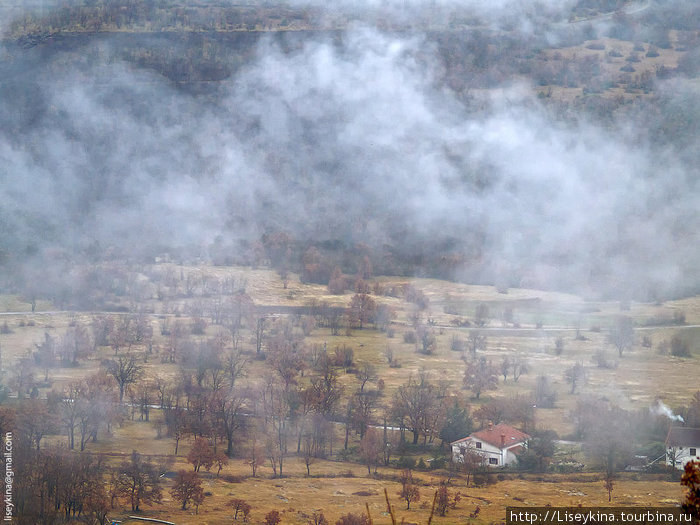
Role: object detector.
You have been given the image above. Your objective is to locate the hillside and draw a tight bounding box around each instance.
[1,1,699,300]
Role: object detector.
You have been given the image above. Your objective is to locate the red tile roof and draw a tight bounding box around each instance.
[466,423,530,449]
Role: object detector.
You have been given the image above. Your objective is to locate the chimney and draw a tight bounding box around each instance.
[501,434,506,448]
[487,421,494,431]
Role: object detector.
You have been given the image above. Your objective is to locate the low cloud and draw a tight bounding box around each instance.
[0,21,698,298]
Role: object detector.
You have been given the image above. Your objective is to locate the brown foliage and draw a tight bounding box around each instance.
[682,460,700,520]
[335,513,371,525]
[170,470,205,510]
[228,498,252,521]
[187,437,215,472]
[398,469,420,510]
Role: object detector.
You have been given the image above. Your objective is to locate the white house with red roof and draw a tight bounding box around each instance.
[451,422,530,467]
[666,427,700,470]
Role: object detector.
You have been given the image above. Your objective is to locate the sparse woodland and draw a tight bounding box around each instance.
[1,262,698,523]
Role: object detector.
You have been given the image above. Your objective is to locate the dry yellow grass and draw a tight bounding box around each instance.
[105,460,685,525]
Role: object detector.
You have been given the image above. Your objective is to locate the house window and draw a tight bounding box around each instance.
[691,448,697,456]
[489,458,498,465]
[475,442,482,449]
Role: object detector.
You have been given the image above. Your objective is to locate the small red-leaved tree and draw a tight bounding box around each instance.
[228,498,251,521]
[398,469,420,510]
[170,470,205,511]
[435,482,461,516]
[187,437,215,472]
[264,510,282,525]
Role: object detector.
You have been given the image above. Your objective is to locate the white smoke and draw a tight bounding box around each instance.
[651,400,684,422]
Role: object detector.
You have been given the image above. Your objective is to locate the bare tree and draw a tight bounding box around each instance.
[457,442,487,487]
[608,316,634,357]
[165,407,187,455]
[582,402,633,486]
[463,357,498,399]
[565,362,587,394]
[301,430,315,476]
[475,303,489,327]
[512,357,529,382]
[533,375,557,408]
[357,363,377,393]
[360,429,383,475]
[391,376,440,444]
[105,354,143,402]
[398,470,420,509]
[554,336,565,356]
[115,451,162,512]
[604,471,614,502]
[16,399,55,450]
[500,356,512,382]
[261,378,290,477]
[254,316,267,356]
[467,331,487,356]
[223,347,247,388]
[211,387,245,457]
[246,420,266,477]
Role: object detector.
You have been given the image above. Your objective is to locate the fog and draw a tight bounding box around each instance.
[0,1,699,300]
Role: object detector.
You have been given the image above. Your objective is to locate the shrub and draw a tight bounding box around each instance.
[396,456,416,469]
[593,349,617,369]
[430,457,447,470]
[671,337,691,357]
[451,335,465,352]
[228,498,251,521]
[335,513,370,525]
[264,510,281,525]
[333,345,354,367]
[554,337,565,355]
[191,317,208,335]
[403,331,417,344]
[586,42,605,50]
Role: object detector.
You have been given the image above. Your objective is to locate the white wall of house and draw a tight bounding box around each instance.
[451,438,523,467]
[666,445,700,469]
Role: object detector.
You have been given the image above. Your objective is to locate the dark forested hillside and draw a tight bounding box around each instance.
[0,0,699,302]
